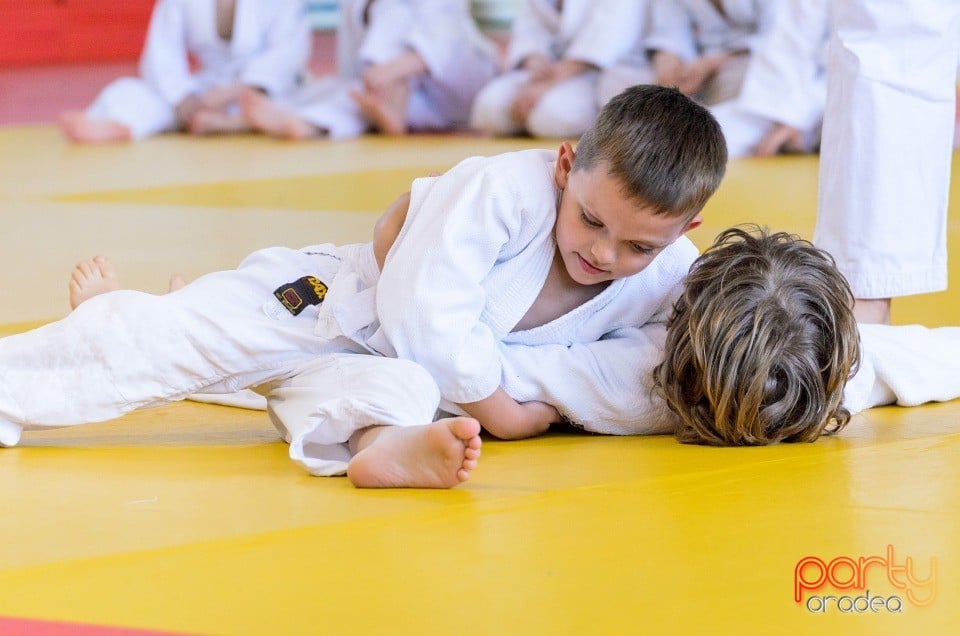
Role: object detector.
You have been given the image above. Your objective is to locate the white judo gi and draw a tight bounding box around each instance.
[814,0,960,300]
[85,0,311,140]
[279,0,498,139]
[645,0,782,106]
[0,149,694,473]
[709,0,828,158]
[469,0,646,138]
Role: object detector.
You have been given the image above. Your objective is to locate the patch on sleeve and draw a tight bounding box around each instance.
[273,276,328,316]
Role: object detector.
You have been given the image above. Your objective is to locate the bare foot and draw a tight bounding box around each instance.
[188,109,251,136]
[240,90,322,140]
[853,298,891,325]
[168,274,188,292]
[350,85,409,135]
[59,111,132,144]
[69,255,120,309]
[347,417,482,488]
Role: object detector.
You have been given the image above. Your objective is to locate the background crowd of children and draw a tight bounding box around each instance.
[62,0,920,159]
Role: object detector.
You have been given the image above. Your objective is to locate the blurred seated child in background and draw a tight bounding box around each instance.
[59,0,311,143]
[469,0,648,139]
[241,0,499,139]
[641,0,782,107]
[709,0,828,158]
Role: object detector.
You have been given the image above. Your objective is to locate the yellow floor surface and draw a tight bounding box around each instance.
[0,125,958,635]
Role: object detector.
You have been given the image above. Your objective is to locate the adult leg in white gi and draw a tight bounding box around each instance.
[844,324,960,414]
[85,78,179,140]
[0,246,337,447]
[814,0,960,299]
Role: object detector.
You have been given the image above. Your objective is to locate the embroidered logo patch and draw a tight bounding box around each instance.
[273,276,328,316]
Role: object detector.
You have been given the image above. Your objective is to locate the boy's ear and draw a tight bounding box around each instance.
[681,214,703,235]
[554,141,576,189]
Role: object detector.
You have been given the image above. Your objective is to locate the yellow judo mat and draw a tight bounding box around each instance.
[0,125,958,635]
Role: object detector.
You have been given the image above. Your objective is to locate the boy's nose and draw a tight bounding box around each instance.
[590,240,615,267]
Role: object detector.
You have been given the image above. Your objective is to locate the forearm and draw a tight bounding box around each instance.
[458,387,556,440]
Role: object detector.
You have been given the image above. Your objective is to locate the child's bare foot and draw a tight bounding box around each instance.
[69,255,120,309]
[168,274,188,292]
[240,89,322,140]
[350,85,408,135]
[188,109,251,136]
[59,111,132,144]
[347,417,482,488]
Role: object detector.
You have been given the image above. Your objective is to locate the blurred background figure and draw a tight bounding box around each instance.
[709,0,828,158]
[59,0,311,143]
[469,0,647,138]
[242,0,499,140]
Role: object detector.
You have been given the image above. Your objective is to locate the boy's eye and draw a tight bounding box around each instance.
[580,211,602,228]
[631,243,654,255]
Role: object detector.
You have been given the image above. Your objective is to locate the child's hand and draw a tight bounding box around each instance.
[174,94,204,125]
[652,50,685,88]
[200,84,247,109]
[510,80,552,124]
[521,54,553,81]
[755,123,806,156]
[518,400,560,435]
[676,54,727,96]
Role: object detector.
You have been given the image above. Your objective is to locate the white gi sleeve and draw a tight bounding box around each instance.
[239,0,312,95]
[404,1,492,81]
[738,0,827,129]
[376,159,522,404]
[506,1,558,68]
[844,324,960,415]
[139,0,199,105]
[565,0,650,69]
[498,324,680,435]
[646,0,698,61]
[358,1,416,66]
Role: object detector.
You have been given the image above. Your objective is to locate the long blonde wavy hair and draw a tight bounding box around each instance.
[655,226,860,445]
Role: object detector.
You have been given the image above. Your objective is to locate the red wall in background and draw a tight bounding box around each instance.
[0,0,154,66]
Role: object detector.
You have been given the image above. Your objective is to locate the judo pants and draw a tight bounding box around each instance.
[814,0,960,298]
[0,244,440,476]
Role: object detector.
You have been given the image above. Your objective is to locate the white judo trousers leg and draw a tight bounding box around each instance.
[265,354,442,476]
[468,70,531,136]
[526,71,601,139]
[844,324,960,414]
[0,246,343,447]
[285,77,369,140]
[86,77,179,140]
[407,49,499,131]
[814,0,960,299]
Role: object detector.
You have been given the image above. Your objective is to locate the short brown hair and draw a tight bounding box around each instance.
[654,226,860,445]
[574,85,727,219]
